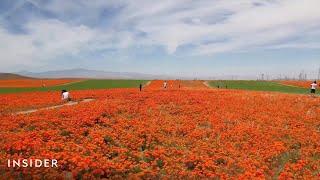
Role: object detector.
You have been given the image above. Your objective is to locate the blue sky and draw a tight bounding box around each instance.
[0,0,319,79]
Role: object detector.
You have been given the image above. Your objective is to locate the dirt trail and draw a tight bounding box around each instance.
[276,80,311,89]
[58,79,86,86]
[143,81,152,88]
[203,81,211,88]
[180,80,210,90]
[14,98,95,115]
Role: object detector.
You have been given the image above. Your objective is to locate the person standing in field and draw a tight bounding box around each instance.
[61,90,71,101]
[163,81,168,89]
[139,83,142,91]
[310,81,317,95]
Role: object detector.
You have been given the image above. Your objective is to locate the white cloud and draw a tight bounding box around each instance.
[268,42,320,49]
[0,19,99,69]
[28,20,96,57]
[0,0,320,70]
[118,0,320,54]
[0,28,36,67]
[0,18,136,69]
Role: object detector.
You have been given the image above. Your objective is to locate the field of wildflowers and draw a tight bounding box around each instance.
[0,80,319,179]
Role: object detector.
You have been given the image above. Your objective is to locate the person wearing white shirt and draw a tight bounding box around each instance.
[310,81,317,94]
[163,81,168,89]
[61,90,71,101]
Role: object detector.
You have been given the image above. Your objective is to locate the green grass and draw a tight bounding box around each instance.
[208,80,319,94]
[0,79,149,94]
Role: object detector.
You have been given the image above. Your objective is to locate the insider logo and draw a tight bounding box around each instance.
[7,159,58,168]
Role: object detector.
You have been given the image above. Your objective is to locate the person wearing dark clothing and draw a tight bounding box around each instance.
[139,84,142,91]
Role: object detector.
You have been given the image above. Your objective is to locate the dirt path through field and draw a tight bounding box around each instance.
[58,79,86,86]
[143,81,152,88]
[203,81,211,88]
[180,80,210,90]
[14,98,95,115]
[277,82,310,89]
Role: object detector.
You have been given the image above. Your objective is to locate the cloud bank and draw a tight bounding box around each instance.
[0,0,319,71]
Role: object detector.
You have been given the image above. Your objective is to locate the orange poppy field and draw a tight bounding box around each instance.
[0,80,320,179]
[0,79,78,88]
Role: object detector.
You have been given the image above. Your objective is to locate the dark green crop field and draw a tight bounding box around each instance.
[208,80,318,94]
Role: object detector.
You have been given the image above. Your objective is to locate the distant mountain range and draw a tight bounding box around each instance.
[0,69,260,80]
[16,69,169,80]
[0,73,33,80]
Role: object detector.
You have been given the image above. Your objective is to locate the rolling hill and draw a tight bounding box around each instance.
[0,73,33,80]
